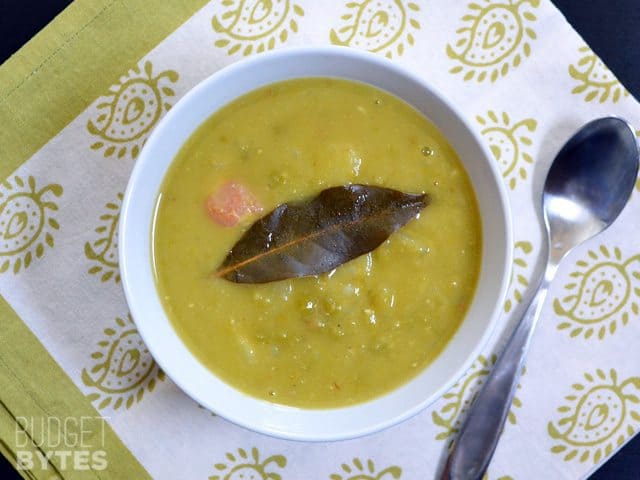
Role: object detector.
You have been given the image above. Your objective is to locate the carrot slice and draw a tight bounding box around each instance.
[206,181,263,227]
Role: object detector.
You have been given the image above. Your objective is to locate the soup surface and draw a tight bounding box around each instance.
[153,78,481,408]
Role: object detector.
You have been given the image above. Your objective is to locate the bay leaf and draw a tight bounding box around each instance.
[216,184,429,283]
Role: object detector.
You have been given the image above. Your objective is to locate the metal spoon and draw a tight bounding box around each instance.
[441,117,639,480]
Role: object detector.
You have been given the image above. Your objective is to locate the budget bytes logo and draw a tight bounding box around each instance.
[15,416,108,472]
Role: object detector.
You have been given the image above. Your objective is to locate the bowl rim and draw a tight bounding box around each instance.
[120,45,513,441]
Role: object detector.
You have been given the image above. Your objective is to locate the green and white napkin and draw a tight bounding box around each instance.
[2,1,640,478]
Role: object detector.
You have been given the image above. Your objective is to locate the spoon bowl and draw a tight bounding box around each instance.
[544,117,639,264]
[443,117,639,480]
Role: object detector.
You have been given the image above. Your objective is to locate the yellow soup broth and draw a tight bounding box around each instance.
[152,78,482,408]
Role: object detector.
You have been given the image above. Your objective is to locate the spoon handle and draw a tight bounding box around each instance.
[441,261,556,480]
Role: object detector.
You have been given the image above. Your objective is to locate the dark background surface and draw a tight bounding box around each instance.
[1,0,639,478]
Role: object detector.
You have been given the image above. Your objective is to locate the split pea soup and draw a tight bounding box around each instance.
[152,78,482,408]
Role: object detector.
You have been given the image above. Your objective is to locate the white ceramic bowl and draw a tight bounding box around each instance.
[120,46,512,441]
